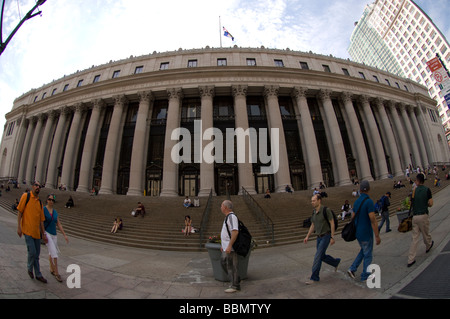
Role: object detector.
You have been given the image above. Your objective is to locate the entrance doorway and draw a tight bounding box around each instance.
[216,164,238,196]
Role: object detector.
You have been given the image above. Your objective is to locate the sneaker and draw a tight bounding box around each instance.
[305,280,317,285]
[407,260,416,268]
[347,270,356,279]
[224,287,240,293]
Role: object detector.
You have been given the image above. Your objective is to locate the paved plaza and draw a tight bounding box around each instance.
[1,186,449,300]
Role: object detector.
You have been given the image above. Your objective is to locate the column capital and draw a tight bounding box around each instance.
[92,98,106,111]
[48,110,59,121]
[74,102,87,113]
[113,94,129,107]
[232,85,248,98]
[318,89,332,101]
[340,92,353,104]
[199,86,215,98]
[291,87,308,99]
[373,97,385,108]
[138,91,154,103]
[263,85,279,98]
[358,94,370,105]
[167,87,183,101]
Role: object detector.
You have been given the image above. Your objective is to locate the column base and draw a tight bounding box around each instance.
[127,188,144,196]
[98,188,114,195]
[76,185,90,193]
[159,189,179,197]
[198,188,216,197]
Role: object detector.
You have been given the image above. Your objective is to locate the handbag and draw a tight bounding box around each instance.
[341,197,368,242]
[398,208,413,233]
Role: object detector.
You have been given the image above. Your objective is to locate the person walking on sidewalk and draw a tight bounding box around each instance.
[378,191,392,233]
[304,194,341,285]
[44,195,69,282]
[407,173,434,267]
[220,200,240,293]
[347,180,381,282]
[16,181,48,283]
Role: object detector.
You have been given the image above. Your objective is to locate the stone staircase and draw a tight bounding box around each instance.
[0,173,448,252]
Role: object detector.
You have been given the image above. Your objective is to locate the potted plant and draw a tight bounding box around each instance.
[205,236,255,282]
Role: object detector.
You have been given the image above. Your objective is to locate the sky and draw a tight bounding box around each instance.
[0,0,449,134]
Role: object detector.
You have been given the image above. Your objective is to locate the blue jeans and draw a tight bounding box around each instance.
[378,211,390,231]
[349,237,373,281]
[25,235,43,278]
[310,233,340,281]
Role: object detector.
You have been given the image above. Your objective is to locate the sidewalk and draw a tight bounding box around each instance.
[0,185,449,299]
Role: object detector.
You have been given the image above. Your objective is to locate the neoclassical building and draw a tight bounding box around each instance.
[1,47,449,196]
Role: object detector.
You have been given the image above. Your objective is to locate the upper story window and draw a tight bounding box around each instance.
[323,65,331,73]
[41,92,47,100]
[135,66,143,74]
[342,68,350,76]
[358,72,366,79]
[217,58,227,66]
[51,88,57,96]
[160,62,169,70]
[300,62,309,70]
[63,84,69,92]
[93,75,101,83]
[246,58,256,66]
[274,59,284,67]
[112,70,120,78]
[187,59,198,68]
[77,80,83,87]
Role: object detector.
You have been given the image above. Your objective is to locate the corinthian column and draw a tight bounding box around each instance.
[26,115,45,184]
[292,87,322,188]
[35,111,57,183]
[46,107,71,189]
[198,86,216,197]
[264,85,291,192]
[318,90,351,186]
[99,95,128,195]
[61,103,86,190]
[232,85,256,194]
[160,88,183,197]
[359,95,388,179]
[77,99,105,192]
[341,92,373,181]
[373,98,402,177]
[128,91,154,196]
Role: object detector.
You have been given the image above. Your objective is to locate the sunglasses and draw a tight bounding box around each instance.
[47,198,55,202]
[33,184,41,188]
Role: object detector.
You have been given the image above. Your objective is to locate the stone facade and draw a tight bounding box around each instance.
[1,47,449,196]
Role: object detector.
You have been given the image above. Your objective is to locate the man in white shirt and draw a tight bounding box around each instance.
[220,200,240,293]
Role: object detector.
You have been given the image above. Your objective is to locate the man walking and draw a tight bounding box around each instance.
[378,191,391,233]
[348,180,381,282]
[220,200,240,293]
[17,181,48,283]
[304,194,340,285]
[408,173,434,267]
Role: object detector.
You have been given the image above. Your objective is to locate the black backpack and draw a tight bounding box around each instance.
[225,213,252,257]
[323,206,338,231]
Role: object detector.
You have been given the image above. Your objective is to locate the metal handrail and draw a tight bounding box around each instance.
[199,189,213,248]
[241,187,275,245]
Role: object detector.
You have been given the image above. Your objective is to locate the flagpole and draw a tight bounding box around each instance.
[219,16,222,48]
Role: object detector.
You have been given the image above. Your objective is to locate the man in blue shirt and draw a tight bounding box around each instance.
[347,180,381,281]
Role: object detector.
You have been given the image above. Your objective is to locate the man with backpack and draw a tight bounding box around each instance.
[220,200,240,293]
[16,181,48,283]
[378,191,391,233]
[304,194,341,285]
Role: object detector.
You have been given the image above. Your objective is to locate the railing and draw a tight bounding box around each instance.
[199,189,213,248]
[241,187,275,245]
